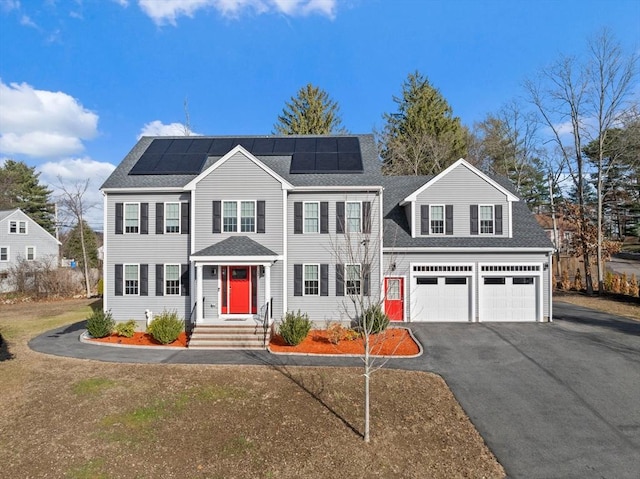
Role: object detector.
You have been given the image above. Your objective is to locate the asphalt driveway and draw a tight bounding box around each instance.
[408,302,640,479]
[29,302,640,478]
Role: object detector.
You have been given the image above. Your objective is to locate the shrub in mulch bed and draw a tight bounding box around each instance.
[270,328,420,356]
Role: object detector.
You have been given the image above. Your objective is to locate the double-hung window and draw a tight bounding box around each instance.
[480,205,494,234]
[0,247,8,261]
[165,203,180,233]
[26,246,35,261]
[124,264,139,295]
[124,203,139,234]
[223,201,256,233]
[346,263,361,295]
[304,202,319,233]
[346,202,361,233]
[304,264,319,295]
[165,264,180,295]
[430,205,444,234]
[9,220,27,234]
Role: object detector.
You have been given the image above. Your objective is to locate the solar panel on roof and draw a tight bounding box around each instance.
[272,138,296,155]
[290,152,316,173]
[166,139,192,154]
[251,138,275,155]
[129,154,163,175]
[208,138,235,156]
[186,139,213,154]
[338,151,363,171]
[315,153,339,171]
[295,138,316,152]
[144,139,173,155]
[316,138,338,153]
[337,137,360,152]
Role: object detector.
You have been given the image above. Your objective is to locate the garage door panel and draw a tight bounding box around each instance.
[412,276,471,322]
[481,276,537,321]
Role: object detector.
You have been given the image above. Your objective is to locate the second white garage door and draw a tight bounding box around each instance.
[481,276,537,321]
[411,276,471,322]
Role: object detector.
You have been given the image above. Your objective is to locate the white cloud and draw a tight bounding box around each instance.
[137,120,199,139]
[39,158,116,231]
[0,0,20,13]
[134,0,336,25]
[0,80,99,158]
[19,13,37,27]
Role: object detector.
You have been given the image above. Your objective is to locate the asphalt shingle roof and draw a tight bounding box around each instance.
[192,236,278,257]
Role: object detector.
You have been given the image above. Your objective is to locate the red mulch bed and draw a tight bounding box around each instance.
[269,328,420,356]
[89,332,188,347]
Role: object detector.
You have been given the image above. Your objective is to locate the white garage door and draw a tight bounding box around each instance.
[411,276,471,322]
[481,276,537,321]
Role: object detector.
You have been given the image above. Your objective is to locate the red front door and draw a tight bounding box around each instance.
[229,266,250,314]
[384,277,404,321]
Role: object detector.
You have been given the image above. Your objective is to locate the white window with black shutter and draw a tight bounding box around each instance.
[165,203,180,233]
[479,205,494,234]
[294,263,328,296]
[124,264,139,295]
[165,264,181,295]
[304,202,319,233]
[336,201,371,234]
[114,264,148,296]
[116,202,148,234]
[124,203,139,234]
[213,200,265,233]
[295,201,328,234]
[336,263,370,297]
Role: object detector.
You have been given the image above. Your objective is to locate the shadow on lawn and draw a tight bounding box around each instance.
[243,350,363,439]
[554,302,640,336]
[0,332,14,361]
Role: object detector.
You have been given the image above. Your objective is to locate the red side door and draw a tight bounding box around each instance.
[384,277,404,321]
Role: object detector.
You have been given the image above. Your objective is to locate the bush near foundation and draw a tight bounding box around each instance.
[86,310,115,338]
[279,310,312,346]
[147,310,184,344]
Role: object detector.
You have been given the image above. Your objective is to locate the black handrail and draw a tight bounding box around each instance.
[262,301,270,348]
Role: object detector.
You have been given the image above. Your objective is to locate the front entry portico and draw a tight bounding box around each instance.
[190,236,281,325]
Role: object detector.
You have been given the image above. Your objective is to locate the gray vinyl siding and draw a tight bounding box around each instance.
[413,165,511,237]
[384,251,550,320]
[192,152,285,320]
[0,210,59,272]
[105,192,191,324]
[287,191,382,324]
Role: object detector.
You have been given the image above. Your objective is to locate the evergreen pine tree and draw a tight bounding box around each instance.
[273,84,345,135]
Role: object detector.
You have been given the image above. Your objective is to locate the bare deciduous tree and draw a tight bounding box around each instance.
[57,178,95,298]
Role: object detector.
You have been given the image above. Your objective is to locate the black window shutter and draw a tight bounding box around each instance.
[212,201,221,233]
[495,204,503,235]
[140,264,148,296]
[181,264,189,296]
[181,202,190,234]
[421,205,429,235]
[445,205,453,235]
[115,264,123,296]
[294,264,302,296]
[363,263,370,296]
[336,202,345,234]
[155,264,164,296]
[294,202,303,234]
[156,203,164,235]
[320,264,328,296]
[257,200,266,233]
[470,205,479,235]
[115,203,123,235]
[320,202,329,234]
[140,203,149,235]
[362,201,371,234]
[336,263,344,296]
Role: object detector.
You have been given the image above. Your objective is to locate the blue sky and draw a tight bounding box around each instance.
[1,0,638,229]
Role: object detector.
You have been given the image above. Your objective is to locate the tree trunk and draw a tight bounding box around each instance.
[78,215,91,298]
[597,167,605,294]
[364,334,370,443]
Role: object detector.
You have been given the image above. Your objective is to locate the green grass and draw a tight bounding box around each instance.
[72,378,117,396]
[65,458,109,479]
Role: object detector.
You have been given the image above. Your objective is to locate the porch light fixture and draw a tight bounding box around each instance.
[543,263,549,271]
[211,266,218,277]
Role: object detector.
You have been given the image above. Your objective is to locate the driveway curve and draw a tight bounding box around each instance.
[29,302,640,479]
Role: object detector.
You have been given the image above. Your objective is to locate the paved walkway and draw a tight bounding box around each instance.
[29,302,640,479]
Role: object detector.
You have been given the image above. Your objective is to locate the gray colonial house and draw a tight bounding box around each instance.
[0,208,61,291]
[101,135,554,348]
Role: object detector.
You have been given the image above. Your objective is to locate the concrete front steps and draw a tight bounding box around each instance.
[188,324,271,350]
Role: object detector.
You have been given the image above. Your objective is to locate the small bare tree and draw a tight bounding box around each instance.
[331,195,402,442]
[56,178,95,298]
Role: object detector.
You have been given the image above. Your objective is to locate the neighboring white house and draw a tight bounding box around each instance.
[0,208,61,292]
[100,134,555,349]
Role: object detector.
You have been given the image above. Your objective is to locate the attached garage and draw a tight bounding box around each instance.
[479,264,542,322]
[410,265,473,322]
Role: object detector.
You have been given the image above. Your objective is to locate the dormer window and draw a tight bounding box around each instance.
[430,205,444,234]
[480,205,494,234]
